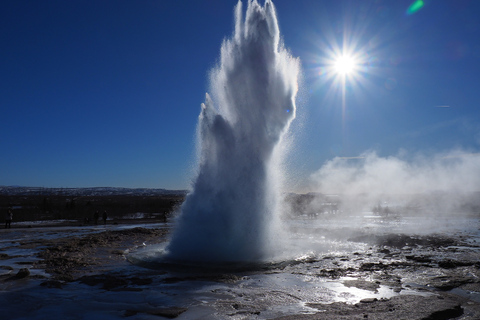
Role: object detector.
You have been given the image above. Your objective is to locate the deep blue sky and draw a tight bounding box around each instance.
[1,0,480,190]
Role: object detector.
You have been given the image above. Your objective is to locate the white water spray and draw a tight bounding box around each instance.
[166,0,299,262]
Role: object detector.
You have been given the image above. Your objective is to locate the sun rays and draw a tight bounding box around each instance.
[333,54,358,76]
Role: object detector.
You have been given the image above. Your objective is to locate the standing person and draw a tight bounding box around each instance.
[5,208,13,229]
[94,211,99,225]
[102,210,107,225]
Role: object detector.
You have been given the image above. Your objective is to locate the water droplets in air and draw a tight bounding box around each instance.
[166,0,300,262]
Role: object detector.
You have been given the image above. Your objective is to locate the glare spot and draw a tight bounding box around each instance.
[334,55,357,75]
[318,67,326,77]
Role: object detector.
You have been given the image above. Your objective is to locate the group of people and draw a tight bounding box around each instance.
[5,209,108,228]
[93,210,108,225]
[84,210,108,225]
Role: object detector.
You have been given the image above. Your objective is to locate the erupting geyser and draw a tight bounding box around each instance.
[166,0,300,262]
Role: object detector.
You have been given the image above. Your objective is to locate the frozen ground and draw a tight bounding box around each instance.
[1,215,480,319]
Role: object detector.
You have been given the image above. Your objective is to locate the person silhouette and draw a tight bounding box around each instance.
[94,211,99,225]
[5,208,13,229]
[102,211,107,225]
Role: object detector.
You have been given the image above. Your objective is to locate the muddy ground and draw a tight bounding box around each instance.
[1,223,480,319]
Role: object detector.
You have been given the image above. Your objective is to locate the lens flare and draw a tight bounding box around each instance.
[406,0,424,15]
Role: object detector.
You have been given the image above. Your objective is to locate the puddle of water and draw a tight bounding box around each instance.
[450,288,480,302]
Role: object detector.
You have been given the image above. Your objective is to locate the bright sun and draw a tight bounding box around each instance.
[333,55,357,75]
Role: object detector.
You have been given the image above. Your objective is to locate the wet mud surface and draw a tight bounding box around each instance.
[34,227,168,282]
[1,219,480,319]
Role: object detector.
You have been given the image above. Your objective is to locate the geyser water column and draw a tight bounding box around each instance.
[166,0,299,262]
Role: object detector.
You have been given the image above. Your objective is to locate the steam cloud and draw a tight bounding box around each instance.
[166,0,300,262]
[310,150,480,215]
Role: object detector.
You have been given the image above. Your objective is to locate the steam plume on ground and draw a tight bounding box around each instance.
[308,151,480,216]
[166,0,299,262]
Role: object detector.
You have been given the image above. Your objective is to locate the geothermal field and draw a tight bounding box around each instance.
[1,195,480,319]
[2,1,480,319]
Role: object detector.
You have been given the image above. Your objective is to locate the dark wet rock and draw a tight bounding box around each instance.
[79,274,128,290]
[228,310,261,317]
[15,261,36,265]
[214,299,265,317]
[35,227,168,281]
[15,268,30,279]
[316,268,355,279]
[40,280,64,289]
[438,259,475,269]
[129,276,153,286]
[78,274,153,291]
[287,294,468,320]
[78,274,153,290]
[111,287,143,292]
[55,273,75,282]
[0,265,13,272]
[343,280,380,292]
[162,276,185,284]
[212,273,243,283]
[0,253,22,260]
[162,273,243,284]
[3,267,31,282]
[359,262,387,271]
[360,297,378,303]
[0,253,10,260]
[358,260,415,272]
[438,260,458,269]
[430,276,474,291]
[146,307,188,318]
[421,304,463,320]
[349,233,457,249]
[124,310,138,317]
[459,282,480,292]
[406,255,432,263]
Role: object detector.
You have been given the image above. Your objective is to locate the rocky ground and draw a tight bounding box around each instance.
[1,223,480,319]
[270,230,480,319]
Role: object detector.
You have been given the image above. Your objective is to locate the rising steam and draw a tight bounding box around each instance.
[309,150,480,215]
[312,151,480,195]
[166,0,300,262]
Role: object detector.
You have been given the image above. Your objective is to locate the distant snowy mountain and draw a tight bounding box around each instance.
[0,186,187,196]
